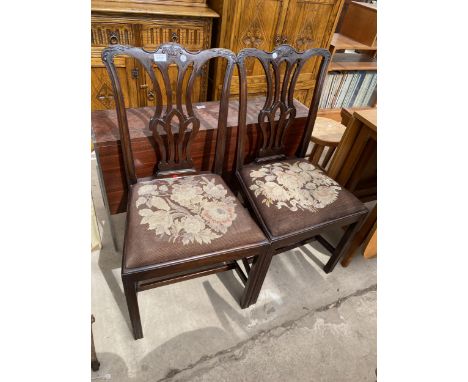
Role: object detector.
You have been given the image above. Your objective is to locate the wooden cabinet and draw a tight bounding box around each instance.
[91,1,218,111]
[208,0,344,104]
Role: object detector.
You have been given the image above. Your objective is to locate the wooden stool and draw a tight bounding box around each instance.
[309,117,346,169]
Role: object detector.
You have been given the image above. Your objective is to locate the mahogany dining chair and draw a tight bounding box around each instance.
[234,45,368,306]
[102,43,269,339]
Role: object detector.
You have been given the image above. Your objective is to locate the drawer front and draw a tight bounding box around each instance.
[91,22,135,48]
[140,17,211,50]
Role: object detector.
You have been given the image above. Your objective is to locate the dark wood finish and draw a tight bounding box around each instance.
[234,45,368,306]
[103,43,270,339]
[236,45,332,167]
[91,96,311,214]
[91,315,100,372]
[341,204,376,266]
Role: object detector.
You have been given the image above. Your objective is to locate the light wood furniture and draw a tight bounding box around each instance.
[208,0,345,105]
[102,43,270,339]
[327,108,377,265]
[309,116,347,169]
[321,1,377,112]
[91,0,219,111]
[329,1,377,71]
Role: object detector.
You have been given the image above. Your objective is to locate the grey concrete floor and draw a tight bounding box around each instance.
[91,158,377,382]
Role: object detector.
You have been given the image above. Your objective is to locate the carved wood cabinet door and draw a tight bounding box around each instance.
[91,20,139,110]
[230,0,289,96]
[209,0,343,104]
[91,14,213,110]
[211,0,290,99]
[280,0,344,104]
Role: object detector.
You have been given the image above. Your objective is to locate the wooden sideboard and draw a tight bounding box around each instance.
[207,0,344,104]
[92,96,311,214]
[91,0,219,111]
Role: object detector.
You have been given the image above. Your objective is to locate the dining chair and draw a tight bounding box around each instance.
[234,45,368,306]
[102,43,269,340]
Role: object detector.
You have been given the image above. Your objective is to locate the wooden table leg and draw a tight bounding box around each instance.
[363,222,377,259]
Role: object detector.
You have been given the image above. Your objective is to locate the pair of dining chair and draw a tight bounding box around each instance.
[102,43,367,340]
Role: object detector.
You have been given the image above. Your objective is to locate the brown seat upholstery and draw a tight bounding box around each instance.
[240,158,366,238]
[102,43,271,339]
[125,173,267,269]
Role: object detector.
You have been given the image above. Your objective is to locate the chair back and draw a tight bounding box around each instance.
[235,45,330,171]
[102,43,236,187]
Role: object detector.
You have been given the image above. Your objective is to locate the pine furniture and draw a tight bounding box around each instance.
[320,1,377,111]
[326,108,377,265]
[234,45,368,306]
[102,43,270,339]
[91,0,219,111]
[308,117,347,169]
[208,0,345,105]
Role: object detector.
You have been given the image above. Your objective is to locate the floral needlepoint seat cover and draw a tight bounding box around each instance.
[240,159,367,238]
[124,174,267,269]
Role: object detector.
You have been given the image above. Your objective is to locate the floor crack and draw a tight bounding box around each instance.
[157,284,377,382]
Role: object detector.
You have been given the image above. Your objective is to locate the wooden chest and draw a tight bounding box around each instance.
[91,0,219,111]
[92,97,311,214]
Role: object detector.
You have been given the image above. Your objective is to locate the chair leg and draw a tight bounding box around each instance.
[91,315,100,371]
[322,146,336,170]
[323,220,362,274]
[240,247,273,308]
[122,277,143,340]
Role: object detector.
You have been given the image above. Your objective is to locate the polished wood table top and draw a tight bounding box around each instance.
[354,109,377,133]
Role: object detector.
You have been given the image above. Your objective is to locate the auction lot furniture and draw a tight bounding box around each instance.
[91,0,218,111]
[91,96,311,214]
[103,43,269,339]
[234,45,368,305]
[208,0,345,105]
[308,117,347,169]
[327,108,377,265]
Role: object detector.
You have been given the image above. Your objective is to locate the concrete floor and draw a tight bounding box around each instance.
[91,158,377,382]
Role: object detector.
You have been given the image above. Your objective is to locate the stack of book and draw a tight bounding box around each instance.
[319,71,377,109]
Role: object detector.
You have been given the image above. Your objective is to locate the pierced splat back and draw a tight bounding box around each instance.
[235,45,330,170]
[102,43,236,187]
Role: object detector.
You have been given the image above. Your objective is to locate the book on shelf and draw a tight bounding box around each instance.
[319,70,377,109]
[336,73,353,108]
[354,72,373,107]
[361,74,377,106]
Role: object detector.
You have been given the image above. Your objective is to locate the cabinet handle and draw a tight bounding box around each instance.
[139,84,148,89]
[109,31,119,45]
[147,91,155,101]
[171,32,179,43]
